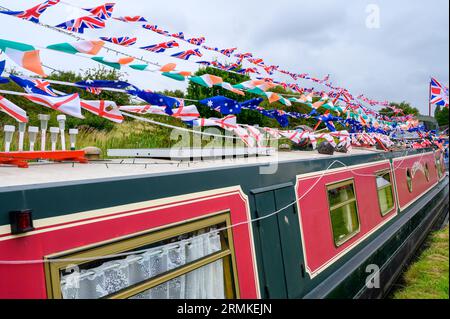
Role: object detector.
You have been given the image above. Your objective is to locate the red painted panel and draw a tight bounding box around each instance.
[0,190,259,299]
[296,161,397,277]
[393,152,439,210]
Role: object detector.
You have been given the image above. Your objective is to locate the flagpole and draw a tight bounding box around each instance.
[429,78,432,117]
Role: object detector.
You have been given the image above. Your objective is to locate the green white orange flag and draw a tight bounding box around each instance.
[162,71,191,81]
[92,56,135,69]
[217,82,245,96]
[0,39,46,76]
[189,74,223,88]
[47,40,105,55]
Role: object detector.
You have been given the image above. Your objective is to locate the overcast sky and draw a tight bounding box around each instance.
[0,0,448,115]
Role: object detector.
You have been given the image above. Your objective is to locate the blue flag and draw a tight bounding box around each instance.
[128,89,180,115]
[9,74,59,96]
[270,110,289,127]
[239,98,264,109]
[76,80,136,90]
[0,60,8,84]
[199,96,241,115]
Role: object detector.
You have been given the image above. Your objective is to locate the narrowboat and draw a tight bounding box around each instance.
[0,147,448,299]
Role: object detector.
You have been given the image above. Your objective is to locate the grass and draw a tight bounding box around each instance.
[392,226,449,299]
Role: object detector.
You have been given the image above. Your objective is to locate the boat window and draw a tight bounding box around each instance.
[376,171,395,216]
[406,168,413,193]
[424,163,430,182]
[45,213,239,299]
[436,154,443,179]
[327,180,360,247]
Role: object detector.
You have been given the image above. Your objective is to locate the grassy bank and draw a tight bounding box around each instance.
[392,226,449,299]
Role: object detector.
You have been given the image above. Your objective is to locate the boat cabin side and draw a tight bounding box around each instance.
[0,149,447,299]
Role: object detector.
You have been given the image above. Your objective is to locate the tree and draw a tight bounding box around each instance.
[185,67,324,129]
[379,101,420,117]
[435,106,449,128]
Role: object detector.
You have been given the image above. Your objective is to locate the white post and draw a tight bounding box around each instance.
[50,127,59,152]
[28,126,39,152]
[38,114,50,151]
[18,122,26,152]
[3,125,16,153]
[69,129,79,150]
[57,115,67,151]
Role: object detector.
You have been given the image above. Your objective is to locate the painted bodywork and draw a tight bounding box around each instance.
[0,148,448,299]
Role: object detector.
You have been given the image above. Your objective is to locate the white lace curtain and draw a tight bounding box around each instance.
[61,232,225,299]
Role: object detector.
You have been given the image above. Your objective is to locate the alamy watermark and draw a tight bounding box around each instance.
[365,264,381,289]
[366,4,381,29]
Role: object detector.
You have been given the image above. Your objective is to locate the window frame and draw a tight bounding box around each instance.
[436,155,443,179]
[326,178,361,248]
[406,168,413,193]
[375,169,396,216]
[424,163,430,182]
[44,212,240,300]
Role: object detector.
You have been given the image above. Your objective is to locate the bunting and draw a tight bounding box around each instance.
[140,41,179,53]
[0,39,46,76]
[100,37,137,47]
[0,0,60,24]
[171,49,203,60]
[47,40,105,55]
[0,95,28,122]
[55,14,106,34]
[80,100,123,123]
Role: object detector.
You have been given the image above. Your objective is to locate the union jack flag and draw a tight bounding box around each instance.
[100,37,137,47]
[83,3,115,20]
[142,25,170,36]
[114,16,147,23]
[56,15,106,34]
[171,49,203,60]
[196,61,212,66]
[0,0,60,24]
[220,47,237,57]
[85,87,103,95]
[202,46,237,58]
[234,53,253,60]
[202,46,219,52]
[171,32,185,40]
[236,68,260,75]
[186,37,206,46]
[263,65,278,75]
[140,41,179,53]
[247,58,265,66]
[430,77,449,107]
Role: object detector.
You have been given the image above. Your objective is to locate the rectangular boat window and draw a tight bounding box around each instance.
[376,171,395,216]
[45,213,239,299]
[327,180,360,247]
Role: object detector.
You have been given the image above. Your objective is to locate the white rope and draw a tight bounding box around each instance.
[0,151,435,265]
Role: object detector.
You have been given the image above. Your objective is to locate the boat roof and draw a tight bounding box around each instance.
[0,148,391,189]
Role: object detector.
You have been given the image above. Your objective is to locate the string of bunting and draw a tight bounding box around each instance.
[0,0,396,113]
[0,1,445,151]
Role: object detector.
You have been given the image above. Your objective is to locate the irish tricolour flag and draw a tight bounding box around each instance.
[47,40,105,55]
[0,39,46,76]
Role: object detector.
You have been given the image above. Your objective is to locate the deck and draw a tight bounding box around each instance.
[0,148,382,188]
